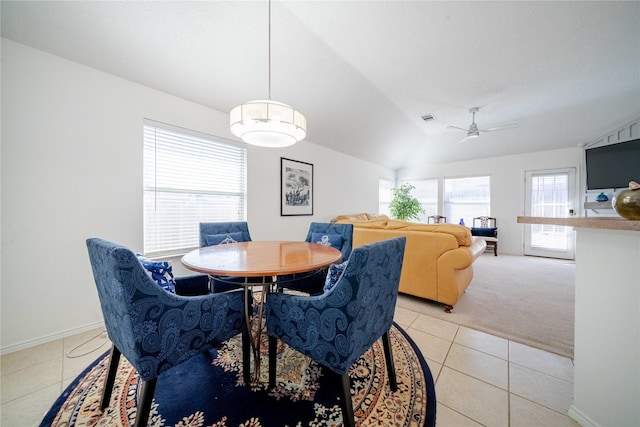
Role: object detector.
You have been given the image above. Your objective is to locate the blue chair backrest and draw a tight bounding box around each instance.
[324,237,405,371]
[199,222,252,247]
[305,222,354,261]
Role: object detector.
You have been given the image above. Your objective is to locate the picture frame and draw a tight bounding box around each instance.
[281,157,313,216]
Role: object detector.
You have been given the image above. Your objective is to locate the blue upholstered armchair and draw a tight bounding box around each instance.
[278,222,354,294]
[175,221,260,295]
[305,222,353,261]
[266,237,406,427]
[199,221,253,246]
[86,238,249,427]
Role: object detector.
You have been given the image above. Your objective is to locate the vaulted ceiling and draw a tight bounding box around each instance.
[2,1,639,170]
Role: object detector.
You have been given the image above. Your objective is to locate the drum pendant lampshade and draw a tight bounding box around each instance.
[229,0,307,148]
[230,100,306,147]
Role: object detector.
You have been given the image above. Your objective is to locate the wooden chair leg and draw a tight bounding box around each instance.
[268,335,277,388]
[134,377,157,427]
[338,372,355,427]
[494,242,498,256]
[381,331,398,391]
[100,345,121,410]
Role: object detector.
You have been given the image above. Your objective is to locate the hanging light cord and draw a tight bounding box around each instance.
[268,0,272,101]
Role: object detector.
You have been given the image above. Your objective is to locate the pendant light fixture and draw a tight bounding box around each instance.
[230,0,307,147]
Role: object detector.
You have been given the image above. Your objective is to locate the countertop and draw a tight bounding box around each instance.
[517,216,640,231]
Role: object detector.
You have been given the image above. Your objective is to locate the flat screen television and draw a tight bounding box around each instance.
[585,138,640,190]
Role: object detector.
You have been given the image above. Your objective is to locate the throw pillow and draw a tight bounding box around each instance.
[310,232,343,250]
[205,231,244,246]
[471,227,497,237]
[323,261,348,292]
[136,254,176,293]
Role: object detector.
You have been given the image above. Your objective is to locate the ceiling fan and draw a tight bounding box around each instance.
[447,107,519,142]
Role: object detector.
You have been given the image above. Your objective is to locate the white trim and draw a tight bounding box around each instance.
[0,321,105,356]
[568,404,601,427]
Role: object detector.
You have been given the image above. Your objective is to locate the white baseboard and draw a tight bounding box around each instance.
[569,404,600,427]
[0,321,105,355]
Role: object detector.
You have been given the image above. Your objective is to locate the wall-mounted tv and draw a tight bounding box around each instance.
[585,138,640,190]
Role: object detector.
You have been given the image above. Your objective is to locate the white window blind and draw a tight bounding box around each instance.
[443,176,490,225]
[529,173,569,250]
[379,179,394,216]
[401,179,438,222]
[143,121,247,256]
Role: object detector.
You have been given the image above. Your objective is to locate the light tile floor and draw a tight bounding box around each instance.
[1,307,580,426]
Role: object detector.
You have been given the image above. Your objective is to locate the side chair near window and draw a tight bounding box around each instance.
[86,238,249,427]
[471,216,498,256]
[427,215,447,224]
[266,237,406,427]
[278,222,354,294]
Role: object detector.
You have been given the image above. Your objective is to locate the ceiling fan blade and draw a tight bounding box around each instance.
[480,123,520,133]
[458,135,478,143]
[447,125,469,132]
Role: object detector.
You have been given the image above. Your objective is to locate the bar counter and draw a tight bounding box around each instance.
[517,215,640,231]
[516,215,640,427]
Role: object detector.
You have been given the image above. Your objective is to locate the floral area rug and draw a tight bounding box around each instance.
[40,323,436,427]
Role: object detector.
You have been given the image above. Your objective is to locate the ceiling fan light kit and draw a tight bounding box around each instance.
[448,107,518,142]
[230,0,307,148]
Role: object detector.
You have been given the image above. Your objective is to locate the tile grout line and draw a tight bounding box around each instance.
[507,340,512,426]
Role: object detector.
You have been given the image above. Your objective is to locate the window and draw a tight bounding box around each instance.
[443,176,490,225]
[401,179,438,222]
[378,179,394,216]
[143,121,247,256]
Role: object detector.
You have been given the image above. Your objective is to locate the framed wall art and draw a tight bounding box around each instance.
[281,157,313,216]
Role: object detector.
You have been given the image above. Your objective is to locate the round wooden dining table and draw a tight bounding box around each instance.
[181,241,342,386]
[181,240,342,278]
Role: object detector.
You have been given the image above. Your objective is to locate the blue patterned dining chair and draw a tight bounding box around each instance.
[277,222,353,294]
[86,238,249,427]
[199,221,253,246]
[266,237,406,427]
[175,221,263,295]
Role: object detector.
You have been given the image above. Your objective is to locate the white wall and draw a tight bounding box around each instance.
[570,228,640,427]
[397,148,584,255]
[0,39,393,353]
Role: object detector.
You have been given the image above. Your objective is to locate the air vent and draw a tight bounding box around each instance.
[421,114,436,122]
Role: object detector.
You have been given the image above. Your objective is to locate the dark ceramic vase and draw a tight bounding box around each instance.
[613,189,640,220]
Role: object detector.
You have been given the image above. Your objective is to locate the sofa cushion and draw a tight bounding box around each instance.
[334,213,388,222]
[204,231,243,246]
[385,219,413,229]
[310,232,343,250]
[347,219,389,228]
[403,223,473,246]
[365,213,389,220]
[471,227,497,237]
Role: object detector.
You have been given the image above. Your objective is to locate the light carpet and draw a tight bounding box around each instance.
[396,254,575,358]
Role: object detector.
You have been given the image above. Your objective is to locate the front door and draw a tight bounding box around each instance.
[524,169,576,259]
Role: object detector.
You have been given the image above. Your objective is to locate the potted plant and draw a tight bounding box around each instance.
[389,183,425,221]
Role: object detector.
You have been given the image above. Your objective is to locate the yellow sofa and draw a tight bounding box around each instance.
[334,213,486,310]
